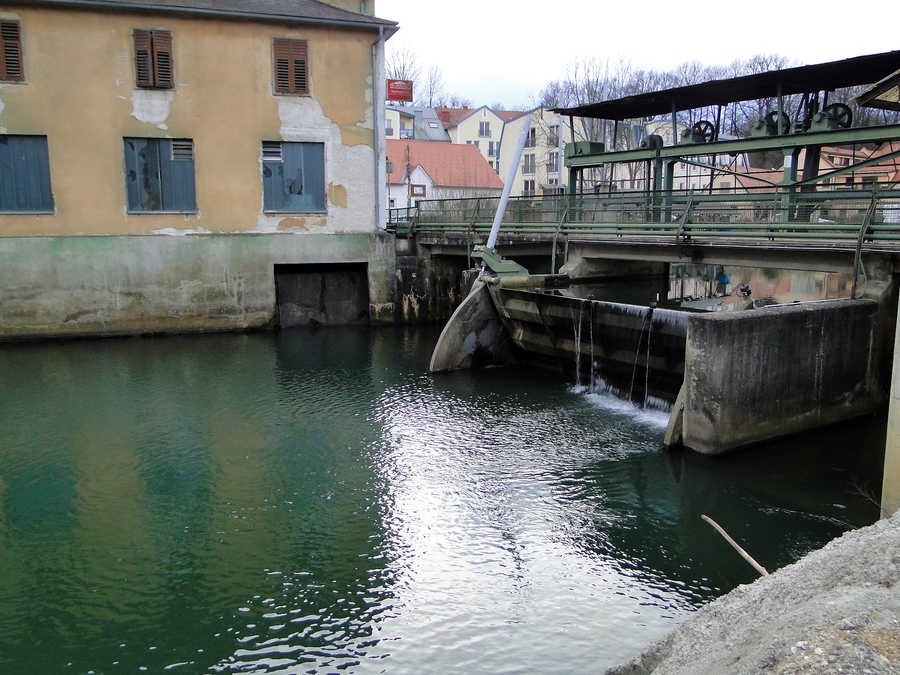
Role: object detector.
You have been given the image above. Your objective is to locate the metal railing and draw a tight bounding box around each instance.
[385,184,900,246]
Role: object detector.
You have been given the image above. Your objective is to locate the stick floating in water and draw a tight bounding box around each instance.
[701,514,769,576]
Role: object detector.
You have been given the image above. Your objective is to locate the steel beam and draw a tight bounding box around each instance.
[564,124,900,168]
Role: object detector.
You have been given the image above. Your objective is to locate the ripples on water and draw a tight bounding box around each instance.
[0,327,883,673]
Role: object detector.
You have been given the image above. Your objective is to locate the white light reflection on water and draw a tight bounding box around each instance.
[361,379,696,673]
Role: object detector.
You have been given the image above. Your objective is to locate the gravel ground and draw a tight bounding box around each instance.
[608,510,900,674]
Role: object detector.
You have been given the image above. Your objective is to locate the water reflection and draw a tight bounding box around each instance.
[0,327,882,673]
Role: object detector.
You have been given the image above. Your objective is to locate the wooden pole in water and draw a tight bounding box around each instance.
[701,514,769,576]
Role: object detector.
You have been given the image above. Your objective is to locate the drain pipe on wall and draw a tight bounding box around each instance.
[486,114,531,250]
[371,26,386,230]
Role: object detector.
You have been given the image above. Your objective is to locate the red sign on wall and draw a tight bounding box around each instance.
[387,79,413,102]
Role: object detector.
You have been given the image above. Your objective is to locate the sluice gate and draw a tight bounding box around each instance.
[432,272,885,456]
[488,287,686,406]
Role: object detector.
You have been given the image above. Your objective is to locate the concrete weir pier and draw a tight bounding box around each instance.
[431,273,889,457]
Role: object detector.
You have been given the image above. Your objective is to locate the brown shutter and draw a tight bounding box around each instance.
[273,38,292,93]
[291,40,308,94]
[273,38,308,94]
[133,29,152,88]
[151,30,173,89]
[0,21,24,82]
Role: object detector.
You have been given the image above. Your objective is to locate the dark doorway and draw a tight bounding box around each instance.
[274,263,370,327]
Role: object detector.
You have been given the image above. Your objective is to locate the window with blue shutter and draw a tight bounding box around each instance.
[0,135,54,212]
[123,137,196,212]
[261,141,325,212]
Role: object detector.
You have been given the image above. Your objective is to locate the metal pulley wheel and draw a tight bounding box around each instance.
[692,120,717,143]
[765,111,791,135]
[823,103,853,129]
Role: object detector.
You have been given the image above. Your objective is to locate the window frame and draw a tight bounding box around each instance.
[0,134,54,213]
[478,121,490,137]
[523,179,535,197]
[272,38,309,96]
[525,128,536,148]
[123,137,197,214]
[133,29,174,89]
[261,140,326,214]
[523,153,535,175]
[411,184,426,198]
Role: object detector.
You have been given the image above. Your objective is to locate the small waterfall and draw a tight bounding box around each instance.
[643,311,654,408]
[571,302,584,389]
[628,307,650,402]
[588,301,596,392]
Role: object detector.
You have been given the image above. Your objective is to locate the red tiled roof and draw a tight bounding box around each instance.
[386,139,504,189]
[494,109,525,121]
[434,107,474,127]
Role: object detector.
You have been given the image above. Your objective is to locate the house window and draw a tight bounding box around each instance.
[123,137,196,212]
[548,151,559,173]
[523,153,535,174]
[411,184,426,197]
[488,160,494,169]
[525,128,536,148]
[479,121,490,137]
[389,198,395,208]
[0,135,53,212]
[547,125,559,146]
[262,140,325,212]
[488,141,498,157]
[272,38,308,95]
[0,21,24,82]
[385,122,394,136]
[133,29,173,89]
[523,179,535,197]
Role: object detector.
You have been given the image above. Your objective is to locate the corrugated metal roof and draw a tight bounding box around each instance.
[7,0,398,29]
[387,139,503,189]
[554,50,900,121]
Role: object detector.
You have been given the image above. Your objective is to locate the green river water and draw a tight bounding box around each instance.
[0,326,884,673]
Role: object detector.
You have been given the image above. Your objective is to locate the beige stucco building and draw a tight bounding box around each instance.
[498,108,576,197]
[0,0,398,335]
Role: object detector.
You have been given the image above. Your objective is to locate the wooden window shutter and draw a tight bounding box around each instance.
[0,21,24,82]
[134,29,173,88]
[151,30,173,89]
[133,29,153,87]
[273,38,308,94]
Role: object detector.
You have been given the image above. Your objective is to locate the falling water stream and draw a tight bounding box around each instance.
[0,326,884,673]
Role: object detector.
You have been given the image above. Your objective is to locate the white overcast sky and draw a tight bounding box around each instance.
[377,0,898,109]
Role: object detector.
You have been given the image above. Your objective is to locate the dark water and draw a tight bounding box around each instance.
[0,326,883,673]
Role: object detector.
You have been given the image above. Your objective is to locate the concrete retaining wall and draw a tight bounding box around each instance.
[683,299,882,455]
[0,233,395,338]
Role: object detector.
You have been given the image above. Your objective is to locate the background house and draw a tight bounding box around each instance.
[0,0,397,334]
[386,139,503,207]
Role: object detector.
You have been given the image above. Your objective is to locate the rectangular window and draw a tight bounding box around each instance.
[488,141,497,157]
[262,140,325,212]
[273,38,308,95]
[523,179,535,197]
[547,125,559,146]
[133,29,173,89]
[479,121,490,137]
[472,140,479,150]
[0,135,53,212]
[523,153,535,174]
[411,184,426,197]
[0,21,24,82]
[525,128,536,148]
[548,151,559,173]
[123,137,196,212]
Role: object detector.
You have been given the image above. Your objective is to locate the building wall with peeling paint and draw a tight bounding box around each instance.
[0,5,377,236]
[0,4,397,337]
